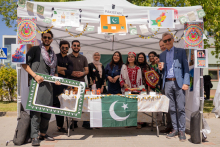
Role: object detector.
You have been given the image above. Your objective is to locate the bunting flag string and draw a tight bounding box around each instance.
[36,26,54,34]
[65,23,88,38]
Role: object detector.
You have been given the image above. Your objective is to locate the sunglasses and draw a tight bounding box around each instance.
[43,36,52,40]
[73,45,80,47]
[163,38,172,43]
[61,47,69,50]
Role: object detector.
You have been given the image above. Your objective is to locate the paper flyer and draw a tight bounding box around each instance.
[52,9,80,27]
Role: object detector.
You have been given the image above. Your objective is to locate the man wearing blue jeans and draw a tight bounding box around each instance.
[159,32,190,142]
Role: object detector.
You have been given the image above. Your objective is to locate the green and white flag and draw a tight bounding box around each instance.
[107,16,119,24]
[197,9,206,18]
[87,25,95,31]
[90,96,137,127]
[129,26,137,35]
[18,0,26,8]
[37,4,44,16]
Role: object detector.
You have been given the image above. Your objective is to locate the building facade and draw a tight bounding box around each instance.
[2,35,17,69]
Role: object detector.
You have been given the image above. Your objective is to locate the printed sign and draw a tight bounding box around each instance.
[104,6,123,15]
[149,10,175,28]
[194,49,208,68]
[11,44,26,64]
[100,15,127,33]
[52,9,80,27]
[0,48,7,59]
[26,73,86,118]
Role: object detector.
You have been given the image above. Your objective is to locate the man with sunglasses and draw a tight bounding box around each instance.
[68,40,90,130]
[53,40,73,133]
[22,31,60,146]
[159,39,166,52]
[158,32,190,142]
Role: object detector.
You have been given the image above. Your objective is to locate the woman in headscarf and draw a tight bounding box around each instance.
[137,52,151,93]
[105,51,123,94]
[87,52,106,93]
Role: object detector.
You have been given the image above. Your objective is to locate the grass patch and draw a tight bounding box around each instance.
[203,100,214,113]
[0,101,17,112]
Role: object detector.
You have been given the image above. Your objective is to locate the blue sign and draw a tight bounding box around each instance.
[0,48,7,59]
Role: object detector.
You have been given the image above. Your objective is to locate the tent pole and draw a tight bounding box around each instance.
[199,68,204,143]
[17,64,21,118]
[112,35,114,51]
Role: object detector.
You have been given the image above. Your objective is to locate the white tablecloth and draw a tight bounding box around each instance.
[58,94,170,122]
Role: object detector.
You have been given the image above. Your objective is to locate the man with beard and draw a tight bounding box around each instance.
[68,40,90,129]
[22,31,60,146]
[53,40,73,133]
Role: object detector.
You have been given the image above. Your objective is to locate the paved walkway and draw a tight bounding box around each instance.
[0,116,219,147]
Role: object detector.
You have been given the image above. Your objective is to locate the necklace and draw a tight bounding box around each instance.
[128,65,135,68]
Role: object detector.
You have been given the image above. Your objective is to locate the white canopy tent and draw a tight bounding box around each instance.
[17,0,210,137]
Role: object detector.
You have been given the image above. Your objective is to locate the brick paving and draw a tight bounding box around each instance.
[1,116,219,147]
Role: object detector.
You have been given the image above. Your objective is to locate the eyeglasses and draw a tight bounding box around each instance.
[61,47,69,50]
[73,45,80,47]
[163,38,172,43]
[43,36,52,40]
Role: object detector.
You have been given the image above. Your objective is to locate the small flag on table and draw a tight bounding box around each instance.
[90,96,137,127]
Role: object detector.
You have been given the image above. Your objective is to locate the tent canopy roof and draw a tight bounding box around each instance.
[17,0,202,54]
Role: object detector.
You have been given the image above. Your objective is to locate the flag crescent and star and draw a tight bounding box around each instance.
[109,100,130,121]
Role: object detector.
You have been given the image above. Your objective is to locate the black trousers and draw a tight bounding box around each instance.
[54,103,64,128]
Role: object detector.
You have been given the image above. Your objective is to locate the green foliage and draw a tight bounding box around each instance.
[151,0,220,59]
[0,65,17,102]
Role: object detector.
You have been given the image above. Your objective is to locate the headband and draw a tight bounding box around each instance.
[128,52,136,57]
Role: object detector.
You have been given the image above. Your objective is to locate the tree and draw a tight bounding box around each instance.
[0,65,17,102]
[151,0,220,59]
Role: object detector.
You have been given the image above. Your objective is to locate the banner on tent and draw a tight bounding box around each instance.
[26,73,86,118]
[17,17,37,44]
[52,9,80,27]
[184,22,203,49]
[149,10,175,28]
[100,15,128,33]
[104,5,123,15]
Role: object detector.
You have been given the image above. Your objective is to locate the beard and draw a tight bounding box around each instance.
[72,49,80,53]
[43,42,51,46]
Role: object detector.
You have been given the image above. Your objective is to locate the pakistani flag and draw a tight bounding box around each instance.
[107,16,120,24]
[90,96,137,127]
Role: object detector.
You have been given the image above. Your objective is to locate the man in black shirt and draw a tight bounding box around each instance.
[53,40,73,133]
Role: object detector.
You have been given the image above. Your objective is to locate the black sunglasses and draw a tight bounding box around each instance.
[43,36,52,40]
[61,47,69,50]
[73,45,80,47]
[163,38,172,43]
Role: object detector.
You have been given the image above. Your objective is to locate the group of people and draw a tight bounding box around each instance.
[22,30,190,146]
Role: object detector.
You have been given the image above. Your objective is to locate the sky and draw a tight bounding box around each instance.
[0,15,17,47]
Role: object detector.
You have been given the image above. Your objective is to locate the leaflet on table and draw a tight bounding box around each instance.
[52,9,80,27]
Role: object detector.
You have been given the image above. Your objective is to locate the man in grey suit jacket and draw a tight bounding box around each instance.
[159,32,190,142]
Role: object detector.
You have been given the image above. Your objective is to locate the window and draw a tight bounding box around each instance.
[209,64,220,67]
[209,70,219,81]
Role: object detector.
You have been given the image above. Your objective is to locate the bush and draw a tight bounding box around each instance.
[0,65,17,102]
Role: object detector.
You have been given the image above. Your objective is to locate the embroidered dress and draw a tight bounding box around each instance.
[119,64,142,93]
